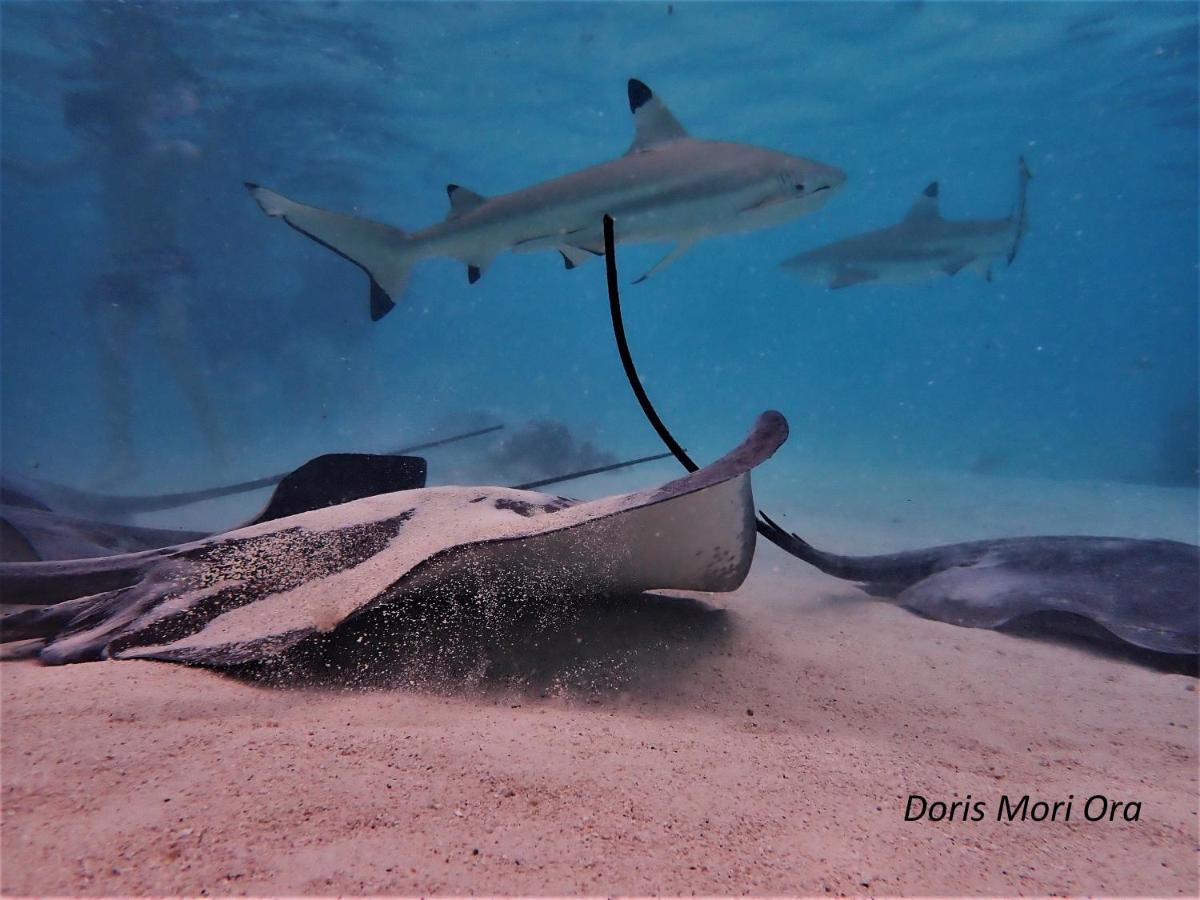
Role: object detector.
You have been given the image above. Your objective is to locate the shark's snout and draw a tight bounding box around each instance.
[796,164,845,214]
[812,165,847,194]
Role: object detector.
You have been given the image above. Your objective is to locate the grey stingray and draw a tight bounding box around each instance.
[1,424,501,524]
[0,450,671,564]
[0,506,205,563]
[0,454,429,562]
[0,412,787,666]
[758,514,1199,656]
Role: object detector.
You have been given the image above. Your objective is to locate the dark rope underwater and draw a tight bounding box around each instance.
[601,213,824,565]
[512,452,672,491]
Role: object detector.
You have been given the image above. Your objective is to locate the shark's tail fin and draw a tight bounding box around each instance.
[1007,156,1033,266]
[245,183,412,321]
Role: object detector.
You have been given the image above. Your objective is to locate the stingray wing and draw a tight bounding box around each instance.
[5,452,430,525]
[245,453,427,524]
[0,505,205,562]
[0,454,428,563]
[23,412,786,666]
[894,538,1199,655]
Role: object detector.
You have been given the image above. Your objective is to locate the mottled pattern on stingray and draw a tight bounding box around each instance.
[103,515,412,658]
[31,515,412,665]
[115,475,754,666]
[493,497,574,517]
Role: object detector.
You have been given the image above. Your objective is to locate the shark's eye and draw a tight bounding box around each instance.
[794,182,806,192]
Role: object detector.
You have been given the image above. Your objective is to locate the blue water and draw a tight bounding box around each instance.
[1,1,1196,530]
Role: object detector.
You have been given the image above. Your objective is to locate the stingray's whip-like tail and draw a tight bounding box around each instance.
[600,214,822,566]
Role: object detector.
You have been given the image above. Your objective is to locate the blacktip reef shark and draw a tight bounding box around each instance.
[245,79,846,321]
[782,157,1032,289]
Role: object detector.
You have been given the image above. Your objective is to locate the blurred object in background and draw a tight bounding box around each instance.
[486,420,617,487]
[9,2,227,485]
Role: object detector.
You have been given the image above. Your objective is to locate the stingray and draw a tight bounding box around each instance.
[2,424,502,524]
[758,514,1198,656]
[1,453,429,562]
[599,213,1199,662]
[0,411,786,666]
[1,441,671,564]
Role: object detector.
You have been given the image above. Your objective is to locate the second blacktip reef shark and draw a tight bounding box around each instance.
[245,79,846,321]
[782,157,1032,289]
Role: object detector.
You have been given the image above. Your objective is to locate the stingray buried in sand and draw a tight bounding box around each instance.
[1,412,786,667]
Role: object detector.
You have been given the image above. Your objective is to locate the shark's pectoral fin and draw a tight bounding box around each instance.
[740,195,789,215]
[632,239,698,284]
[558,244,602,270]
[625,79,689,153]
[829,268,877,290]
[514,228,602,256]
[969,256,996,282]
[445,184,488,221]
[941,254,976,277]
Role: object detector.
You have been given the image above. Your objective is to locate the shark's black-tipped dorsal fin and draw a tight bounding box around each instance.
[626,78,688,153]
[445,184,488,221]
[902,181,941,223]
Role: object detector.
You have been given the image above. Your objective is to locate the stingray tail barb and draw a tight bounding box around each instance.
[1007,156,1032,266]
[245,183,413,321]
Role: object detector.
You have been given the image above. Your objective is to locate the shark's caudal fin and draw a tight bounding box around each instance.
[245,183,412,321]
[1007,156,1033,265]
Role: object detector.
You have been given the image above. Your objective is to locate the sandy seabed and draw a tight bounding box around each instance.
[2,469,1197,897]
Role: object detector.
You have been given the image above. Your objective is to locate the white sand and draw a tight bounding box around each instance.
[2,468,1196,896]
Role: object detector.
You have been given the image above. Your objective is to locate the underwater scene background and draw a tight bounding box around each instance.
[2,1,1196,541]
